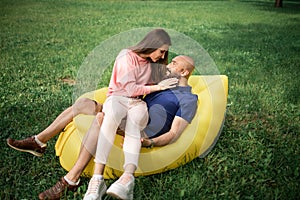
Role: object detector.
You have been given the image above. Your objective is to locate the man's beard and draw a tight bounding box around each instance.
[162,73,181,80]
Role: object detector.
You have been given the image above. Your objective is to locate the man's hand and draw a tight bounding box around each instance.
[141,138,152,147]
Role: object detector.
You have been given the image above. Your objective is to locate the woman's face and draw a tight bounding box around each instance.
[148,44,169,62]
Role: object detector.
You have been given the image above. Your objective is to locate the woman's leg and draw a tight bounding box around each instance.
[93,96,127,174]
[123,100,148,172]
[84,96,127,200]
[106,100,148,200]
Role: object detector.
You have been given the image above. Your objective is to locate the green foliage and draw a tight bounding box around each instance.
[1,0,299,199]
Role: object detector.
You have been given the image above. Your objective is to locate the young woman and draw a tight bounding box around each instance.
[83,29,178,200]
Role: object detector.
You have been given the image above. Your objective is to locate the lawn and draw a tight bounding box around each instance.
[0,0,299,199]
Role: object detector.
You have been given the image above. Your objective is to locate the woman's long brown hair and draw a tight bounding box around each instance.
[129,29,171,84]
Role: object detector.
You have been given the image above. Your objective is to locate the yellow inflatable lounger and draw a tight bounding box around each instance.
[55,75,228,179]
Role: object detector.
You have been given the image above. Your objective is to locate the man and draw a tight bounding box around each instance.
[7,55,198,200]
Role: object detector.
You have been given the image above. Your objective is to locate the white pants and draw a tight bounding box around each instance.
[94,96,148,169]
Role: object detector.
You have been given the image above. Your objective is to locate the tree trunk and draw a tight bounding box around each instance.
[275,0,283,7]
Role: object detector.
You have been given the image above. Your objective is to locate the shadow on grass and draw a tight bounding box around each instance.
[243,0,300,13]
[206,19,300,198]
[214,22,299,105]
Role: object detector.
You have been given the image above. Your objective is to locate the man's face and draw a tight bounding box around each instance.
[166,57,185,77]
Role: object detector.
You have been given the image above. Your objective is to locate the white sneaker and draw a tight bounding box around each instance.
[106,173,135,200]
[83,177,107,200]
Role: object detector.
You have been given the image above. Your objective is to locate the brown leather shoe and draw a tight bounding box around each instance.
[38,177,81,200]
[7,136,46,157]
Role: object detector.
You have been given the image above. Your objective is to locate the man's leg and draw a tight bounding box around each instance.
[37,98,102,143]
[65,112,104,182]
[38,112,104,200]
[7,98,102,156]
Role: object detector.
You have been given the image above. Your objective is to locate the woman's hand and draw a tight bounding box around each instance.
[158,78,178,90]
[150,78,178,92]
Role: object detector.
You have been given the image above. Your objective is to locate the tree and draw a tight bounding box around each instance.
[275,0,283,7]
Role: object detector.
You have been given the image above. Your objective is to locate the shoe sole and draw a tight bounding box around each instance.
[99,184,107,200]
[106,191,122,199]
[7,141,43,157]
[107,188,133,200]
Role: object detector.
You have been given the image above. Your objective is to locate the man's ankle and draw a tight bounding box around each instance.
[64,176,80,186]
[34,136,47,148]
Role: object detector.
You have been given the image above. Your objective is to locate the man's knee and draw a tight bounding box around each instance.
[95,112,104,126]
[73,98,98,115]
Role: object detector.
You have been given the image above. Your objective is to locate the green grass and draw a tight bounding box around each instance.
[1,0,299,199]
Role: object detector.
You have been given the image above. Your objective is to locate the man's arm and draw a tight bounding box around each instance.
[142,116,189,147]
